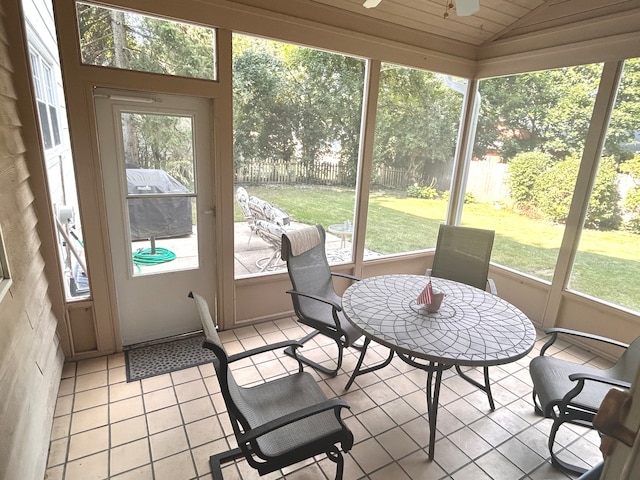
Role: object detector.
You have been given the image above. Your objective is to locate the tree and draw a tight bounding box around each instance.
[373,66,462,187]
[620,154,640,232]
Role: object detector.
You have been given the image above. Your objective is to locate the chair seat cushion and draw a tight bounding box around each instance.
[237,371,345,457]
[530,356,615,416]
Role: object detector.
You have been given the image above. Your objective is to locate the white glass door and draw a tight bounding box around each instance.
[95,90,216,345]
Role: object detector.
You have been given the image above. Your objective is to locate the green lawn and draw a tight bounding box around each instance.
[236,185,640,312]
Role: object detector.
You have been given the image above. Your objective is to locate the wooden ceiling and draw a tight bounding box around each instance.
[308,0,639,47]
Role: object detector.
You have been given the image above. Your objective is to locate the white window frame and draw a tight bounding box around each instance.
[29,49,61,150]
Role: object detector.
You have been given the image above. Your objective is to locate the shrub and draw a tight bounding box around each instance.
[507,151,553,207]
[407,184,438,199]
[534,155,621,229]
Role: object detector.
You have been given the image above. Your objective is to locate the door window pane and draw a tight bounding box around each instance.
[569,58,640,312]
[76,2,217,81]
[120,112,198,276]
[232,34,365,277]
[365,65,464,256]
[462,64,603,281]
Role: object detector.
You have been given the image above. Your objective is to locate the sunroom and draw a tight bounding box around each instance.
[2,0,640,479]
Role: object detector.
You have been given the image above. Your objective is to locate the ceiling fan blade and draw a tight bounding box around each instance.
[455,0,480,16]
[363,0,383,9]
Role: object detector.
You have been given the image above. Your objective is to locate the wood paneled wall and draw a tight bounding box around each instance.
[0,4,64,479]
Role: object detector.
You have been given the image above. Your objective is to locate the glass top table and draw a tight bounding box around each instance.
[341,274,536,459]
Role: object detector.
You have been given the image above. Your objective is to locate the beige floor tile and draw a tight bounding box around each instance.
[432,437,471,473]
[75,371,108,392]
[44,464,64,480]
[146,405,183,434]
[110,395,145,423]
[171,367,202,385]
[68,426,109,460]
[109,381,142,402]
[76,356,108,376]
[377,426,420,459]
[110,464,154,479]
[358,406,396,436]
[58,377,75,396]
[174,379,208,403]
[150,426,189,460]
[61,362,77,379]
[73,386,108,411]
[46,438,68,468]
[180,396,215,424]
[185,416,224,447]
[198,362,215,377]
[398,449,446,480]
[143,387,178,412]
[50,414,71,440]
[191,439,227,477]
[141,373,173,393]
[447,426,492,460]
[350,437,393,474]
[109,365,127,384]
[70,405,109,434]
[110,438,151,476]
[152,451,197,480]
[475,450,524,480]
[54,394,73,417]
[111,415,149,447]
[108,352,126,369]
[64,451,108,480]
[451,462,493,480]
[497,437,546,473]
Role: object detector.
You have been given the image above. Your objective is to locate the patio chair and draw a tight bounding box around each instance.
[529,328,638,475]
[429,224,496,294]
[188,291,354,480]
[235,186,255,243]
[282,224,362,376]
[428,224,498,408]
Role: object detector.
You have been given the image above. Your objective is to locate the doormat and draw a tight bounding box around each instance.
[125,335,215,382]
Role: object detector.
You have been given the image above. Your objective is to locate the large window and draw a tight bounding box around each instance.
[462,64,603,282]
[364,65,464,256]
[569,58,640,313]
[232,34,365,277]
[76,2,217,81]
[29,50,60,149]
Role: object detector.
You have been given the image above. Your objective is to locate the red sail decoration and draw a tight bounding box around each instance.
[417,280,433,305]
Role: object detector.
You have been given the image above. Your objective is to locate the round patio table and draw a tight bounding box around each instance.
[341,274,536,460]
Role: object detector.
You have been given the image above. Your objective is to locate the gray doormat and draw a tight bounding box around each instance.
[125,335,215,382]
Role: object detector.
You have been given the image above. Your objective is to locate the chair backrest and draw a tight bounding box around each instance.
[236,187,253,222]
[609,336,640,383]
[431,224,495,290]
[188,292,252,439]
[282,225,340,318]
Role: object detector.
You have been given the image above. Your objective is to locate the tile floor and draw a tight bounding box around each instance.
[44,318,609,480]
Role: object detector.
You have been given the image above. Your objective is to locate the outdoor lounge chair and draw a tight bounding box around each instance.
[282,224,362,376]
[529,328,639,475]
[188,291,354,480]
[428,224,498,409]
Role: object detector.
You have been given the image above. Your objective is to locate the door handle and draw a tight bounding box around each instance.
[203,208,215,216]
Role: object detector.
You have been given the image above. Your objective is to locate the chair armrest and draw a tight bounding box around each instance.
[487,278,497,295]
[568,372,632,390]
[540,328,629,356]
[286,289,342,311]
[227,340,304,364]
[331,272,360,282]
[238,398,350,444]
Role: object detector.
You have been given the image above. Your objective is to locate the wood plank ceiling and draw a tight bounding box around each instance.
[309,0,639,47]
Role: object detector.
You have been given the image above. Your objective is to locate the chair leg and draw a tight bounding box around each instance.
[284,329,343,376]
[455,365,495,410]
[209,447,245,480]
[548,416,589,475]
[325,446,345,480]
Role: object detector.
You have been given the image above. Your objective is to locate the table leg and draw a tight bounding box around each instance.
[455,365,495,410]
[344,338,394,391]
[426,364,444,460]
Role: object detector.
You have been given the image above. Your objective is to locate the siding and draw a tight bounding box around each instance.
[0,3,64,479]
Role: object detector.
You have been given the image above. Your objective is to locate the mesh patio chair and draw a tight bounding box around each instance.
[188,291,354,480]
[428,224,497,408]
[281,224,362,376]
[529,328,638,475]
